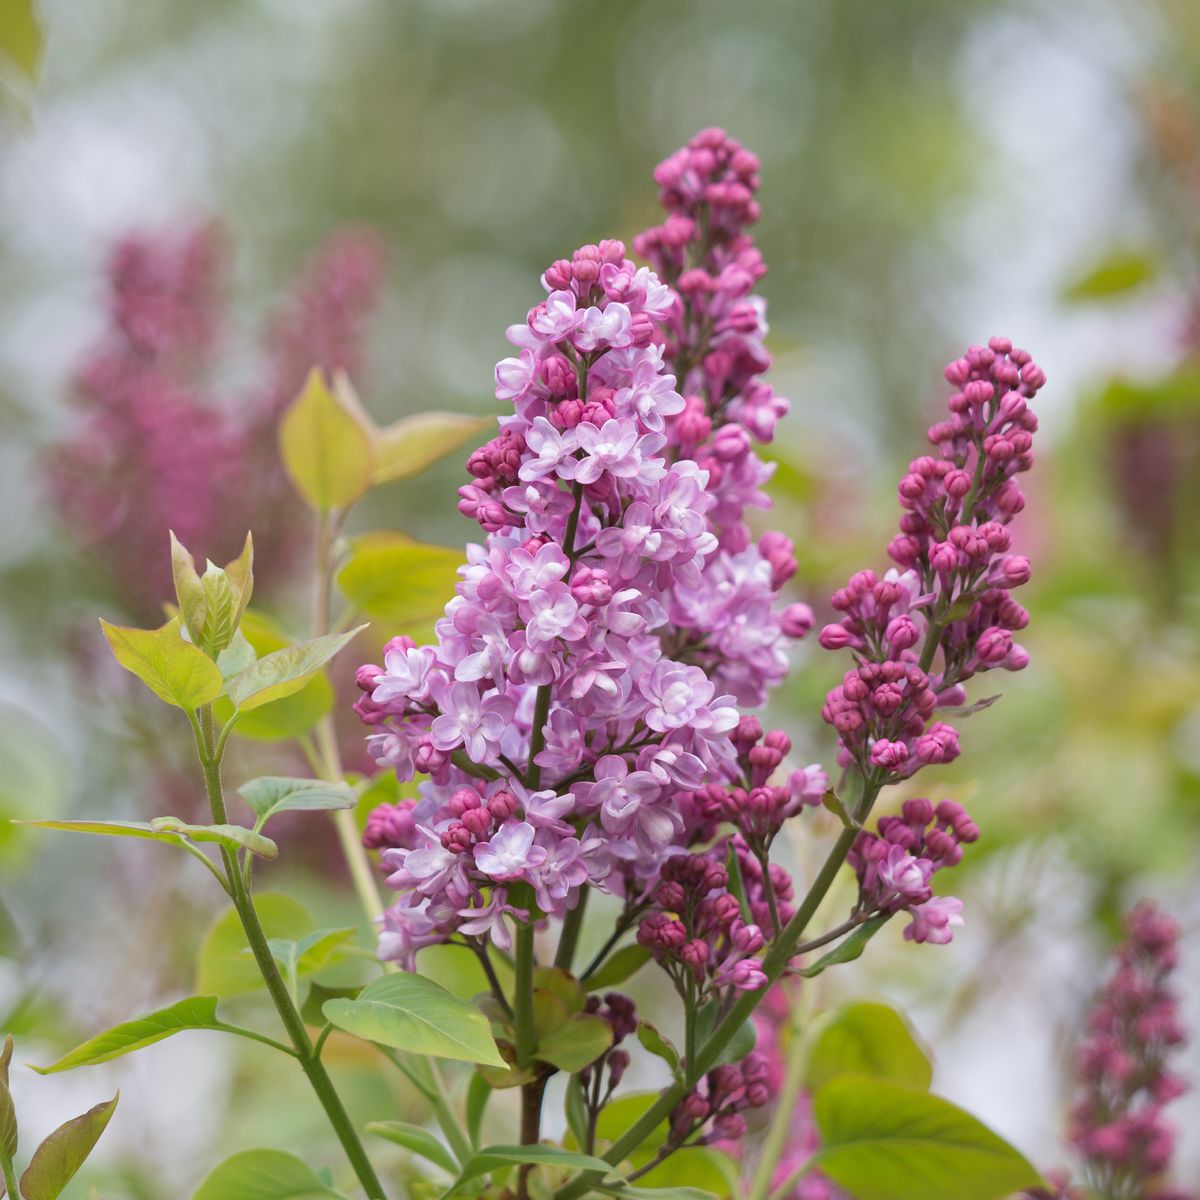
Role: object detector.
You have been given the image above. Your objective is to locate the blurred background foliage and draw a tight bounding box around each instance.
[1,0,1200,1195]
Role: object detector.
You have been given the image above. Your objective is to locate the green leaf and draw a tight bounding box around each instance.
[19,1094,117,1200]
[171,531,209,646]
[798,915,892,978]
[441,1144,613,1198]
[238,777,356,827]
[191,1148,349,1199]
[366,1121,458,1175]
[33,997,225,1073]
[266,929,356,1001]
[584,944,651,991]
[636,1021,680,1076]
[149,817,278,859]
[225,627,366,712]
[564,1075,588,1150]
[196,895,315,996]
[300,982,361,1028]
[535,1013,612,1072]
[466,1070,492,1147]
[812,1076,1043,1200]
[99,617,223,709]
[0,1038,15,1162]
[279,368,375,512]
[532,967,586,1015]
[819,789,860,830]
[19,818,274,860]
[596,1187,717,1200]
[323,973,505,1066]
[694,1003,755,1067]
[804,1001,931,1092]
[373,411,492,485]
[336,533,462,627]
[1061,248,1157,302]
[0,0,42,89]
[591,1094,666,1153]
[214,611,333,742]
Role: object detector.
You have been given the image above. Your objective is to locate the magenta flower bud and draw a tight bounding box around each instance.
[440,823,473,854]
[870,739,909,770]
[886,615,920,651]
[607,1049,630,1086]
[680,939,709,972]
[570,565,613,606]
[976,626,1012,665]
[930,541,958,574]
[764,729,792,755]
[819,623,851,650]
[461,807,493,838]
[945,468,972,497]
[355,663,383,692]
[488,789,518,820]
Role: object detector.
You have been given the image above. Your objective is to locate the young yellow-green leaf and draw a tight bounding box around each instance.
[366,1121,459,1176]
[196,894,315,996]
[223,532,255,633]
[440,1144,613,1199]
[191,1149,349,1199]
[170,531,208,644]
[19,1094,117,1200]
[812,1076,1043,1200]
[279,367,375,512]
[225,627,366,712]
[799,915,891,979]
[33,997,224,1073]
[0,0,42,88]
[323,973,505,1066]
[336,533,462,627]
[214,610,332,742]
[148,817,278,859]
[237,777,356,826]
[534,1013,613,1072]
[804,1001,931,1093]
[373,411,492,485]
[100,617,223,709]
[21,819,200,852]
[583,944,651,991]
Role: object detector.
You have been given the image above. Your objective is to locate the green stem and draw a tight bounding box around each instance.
[194,715,388,1200]
[377,1049,473,1165]
[513,920,536,1067]
[747,1000,809,1200]
[554,786,877,1200]
[554,889,588,972]
[212,1022,297,1057]
[1,1147,19,1199]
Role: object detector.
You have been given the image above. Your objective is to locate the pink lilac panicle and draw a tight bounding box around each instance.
[47,222,385,618]
[819,339,1046,785]
[360,131,816,995]
[1069,902,1194,1200]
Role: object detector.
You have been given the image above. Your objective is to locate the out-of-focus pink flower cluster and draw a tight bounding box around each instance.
[1068,902,1193,1200]
[47,222,384,617]
[819,340,1047,781]
[356,131,818,1002]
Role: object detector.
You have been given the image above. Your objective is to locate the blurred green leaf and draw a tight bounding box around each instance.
[191,1149,349,1199]
[366,1121,458,1175]
[266,928,356,1002]
[812,1076,1041,1199]
[1094,370,1200,421]
[279,368,375,512]
[695,1003,755,1066]
[196,894,315,995]
[238,776,356,827]
[804,1000,931,1092]
[337,532,461,627]
[798,915,891,978]
[373,411,492,485]
[1061,248,1158,301]
[100,616,223,709]
[0,1036,15,1164]
[583,944,651,991]
[323,973,505,1066]
[0,0,42,90]
[440,1144,612,1198]
[225,627,365,712]
[19,1094,117,1200]
[534,1013,612,1072]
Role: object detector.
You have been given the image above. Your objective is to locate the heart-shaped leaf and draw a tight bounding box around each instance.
[100,617,223,709]
[323,973,505,1066]
[238,777,356,827]
[33,997,224,1073]
[191,1148,349,1199]
[366,1121,459,1175]
[19,1094,117,1200]
[803,1000,931,1092]
[225,628,366,712]
[812,1076,1043,1200]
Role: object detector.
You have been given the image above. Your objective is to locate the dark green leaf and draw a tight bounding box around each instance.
[466,1071,492,1148]
[812,1076,1043,1200]
[441,1144,613,1198]
[584,944,651,991]
[323,974,505,1066]
[19,1094,117,1200]
[695,1003,755,1066]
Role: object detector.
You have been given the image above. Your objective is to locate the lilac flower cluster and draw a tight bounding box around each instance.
[49,223,385,616]
[1069,902,1193,1200]
[819,340,1047,781]
[669,1051,771,1145]
[357,130,816,968]
[846,798,979,945]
